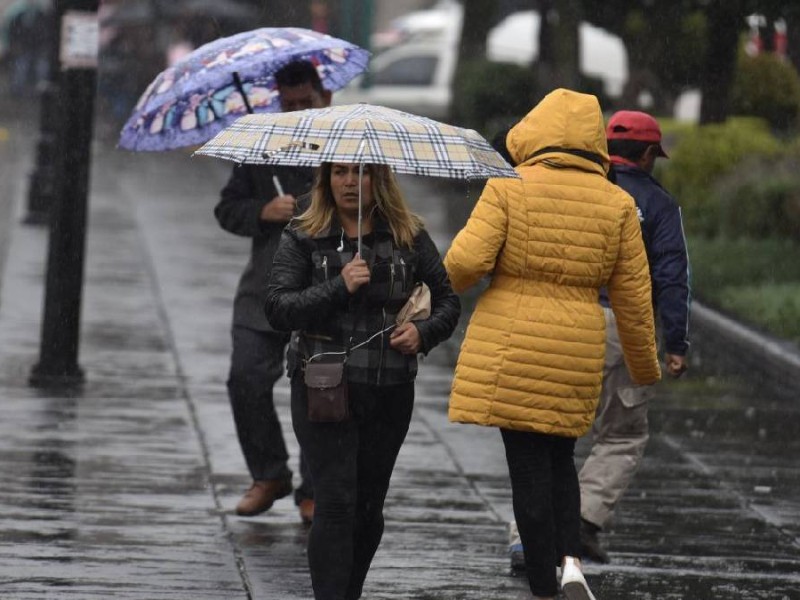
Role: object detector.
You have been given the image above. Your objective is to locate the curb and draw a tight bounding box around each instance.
[690,301,800,396]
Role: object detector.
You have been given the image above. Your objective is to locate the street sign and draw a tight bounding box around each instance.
[60,11,98,69]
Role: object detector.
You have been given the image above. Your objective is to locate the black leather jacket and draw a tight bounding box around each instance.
[265,214,460,385]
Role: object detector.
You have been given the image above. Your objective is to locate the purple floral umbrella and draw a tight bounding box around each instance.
[118,27,369,151]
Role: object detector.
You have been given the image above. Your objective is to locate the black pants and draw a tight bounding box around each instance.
[228,326,312,503]
[291,376,414,600]
[501,429,581,597]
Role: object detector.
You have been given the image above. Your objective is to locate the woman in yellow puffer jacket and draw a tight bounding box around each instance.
[445,89,661,600]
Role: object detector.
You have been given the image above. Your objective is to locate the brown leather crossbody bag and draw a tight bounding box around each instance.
[304,359,349,423]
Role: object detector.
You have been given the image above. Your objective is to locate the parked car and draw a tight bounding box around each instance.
[334,0,461,120]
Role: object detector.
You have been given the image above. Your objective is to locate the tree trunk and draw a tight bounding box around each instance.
[785,12,800,73]
[458,0,498,61]
[450,0,499,122]
[699,2,743,124]
[536,0,581,93]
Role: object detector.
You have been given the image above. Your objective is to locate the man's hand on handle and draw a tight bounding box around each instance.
[260,194,297,222]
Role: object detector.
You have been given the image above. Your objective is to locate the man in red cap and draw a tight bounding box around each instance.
[607,110,669,158]
[578,110,691,563]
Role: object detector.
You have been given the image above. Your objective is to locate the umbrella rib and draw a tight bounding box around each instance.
[205,97,220,122]
[231,72,254,114]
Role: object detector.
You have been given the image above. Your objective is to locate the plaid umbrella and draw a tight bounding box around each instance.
[194,103,519,180]
[196,103,518,253]
[118,28,369,151]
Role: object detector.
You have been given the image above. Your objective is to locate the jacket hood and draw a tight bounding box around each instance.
[507,88,609,175]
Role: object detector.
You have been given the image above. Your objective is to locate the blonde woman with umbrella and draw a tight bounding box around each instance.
[265,161,460,599]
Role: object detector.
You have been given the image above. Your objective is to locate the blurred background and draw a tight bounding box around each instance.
[2,0,799,126]
[1,0,799,358]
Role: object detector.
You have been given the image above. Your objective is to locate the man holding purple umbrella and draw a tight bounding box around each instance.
[214,60,331,523]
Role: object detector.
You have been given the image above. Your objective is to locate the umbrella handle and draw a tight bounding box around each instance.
[232,72,254,114]
[358,161,363,257]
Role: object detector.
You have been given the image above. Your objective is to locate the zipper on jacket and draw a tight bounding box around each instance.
[376,263,396,384]
[322,255,328,280]
[399,257,407,289]
[376,307,387,384]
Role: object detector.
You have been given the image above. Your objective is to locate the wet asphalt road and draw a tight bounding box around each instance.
[1,104,799,599]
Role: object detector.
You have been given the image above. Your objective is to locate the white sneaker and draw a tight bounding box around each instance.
[508,520,521,546]
[508,520,525,573]
[561,556,597,600]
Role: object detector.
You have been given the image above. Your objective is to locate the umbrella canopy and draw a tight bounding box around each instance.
[118,27,369,151]
[194,103,519,180]
[196,103,518,255]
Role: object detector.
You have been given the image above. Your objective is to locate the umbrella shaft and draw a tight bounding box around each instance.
[358,162,363,256]
[231,72,254,114]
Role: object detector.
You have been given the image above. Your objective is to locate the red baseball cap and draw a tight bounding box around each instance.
[606,110,668,157]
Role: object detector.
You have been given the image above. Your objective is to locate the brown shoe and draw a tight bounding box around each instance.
[579,518,610,564]
[298,498,314,525]
[235,478,293,516]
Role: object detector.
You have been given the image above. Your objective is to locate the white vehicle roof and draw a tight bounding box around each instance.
[372,0,462,48]
[486,10,628,98]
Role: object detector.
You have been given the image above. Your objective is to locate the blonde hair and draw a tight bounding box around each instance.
[296,163,424,247]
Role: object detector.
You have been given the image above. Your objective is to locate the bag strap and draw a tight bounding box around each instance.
[301,303,361,365]
[299,333,347,366]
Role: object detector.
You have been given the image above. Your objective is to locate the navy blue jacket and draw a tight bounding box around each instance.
[603,160,691,355]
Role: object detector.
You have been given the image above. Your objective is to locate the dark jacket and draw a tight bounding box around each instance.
[604,160,691,355]
[265,214,460,386]
[215,164,314,332]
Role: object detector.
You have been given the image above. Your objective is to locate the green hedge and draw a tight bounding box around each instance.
[716,283,800,342]
[450,61,613,136]
[687,236,800,341]
[717,174,800,240]
[660,118,782,236]
[731,50,800,132]
[451,60,538,135]
[687,237,800,289]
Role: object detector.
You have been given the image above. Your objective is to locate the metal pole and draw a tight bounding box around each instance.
[358,0,372,88]
[23,0,60,225]
[341,0,354,42]
[30,0,100,387]
[359,0,372,54]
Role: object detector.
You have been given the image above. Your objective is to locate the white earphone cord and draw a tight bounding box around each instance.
[307,323,397,364]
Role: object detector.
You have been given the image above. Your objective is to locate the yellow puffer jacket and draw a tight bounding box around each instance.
[445,88,661,437]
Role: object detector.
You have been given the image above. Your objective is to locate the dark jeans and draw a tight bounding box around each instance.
[228,326,312,503]
[291,376,414,600]
[501,429,581,598]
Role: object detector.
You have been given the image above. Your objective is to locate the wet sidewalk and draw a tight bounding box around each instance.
[1,119,799,599]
